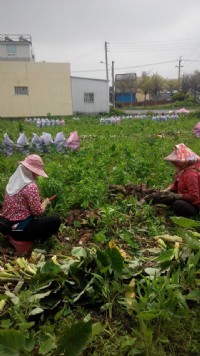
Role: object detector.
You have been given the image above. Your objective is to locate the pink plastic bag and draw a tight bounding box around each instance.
[59,118,65,126]
[66,131,80,151]
[193,122,200,137]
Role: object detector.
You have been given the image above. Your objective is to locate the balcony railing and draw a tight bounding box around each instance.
[0,34,32,44]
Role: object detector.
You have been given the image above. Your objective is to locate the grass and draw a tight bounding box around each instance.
[0,113,200,355]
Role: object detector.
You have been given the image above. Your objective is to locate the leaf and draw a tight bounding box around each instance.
[29,307,44,316]
[157,249,175,262]
[0,300,6,311]
[154,234,182,242]
[92,272,104,284]
[0,330,24,356]
[125,278,136,299]
[39,334,56,355]
[190,250,200,267]
[171,216,200,228]
[144,267,161,276]
[19,321,35,330]
[54,307,65,321]
[41,261,61,274]
[55,320,92,356]
[92,322,105,337]
[187,230,200,239]
[185,289,200,301]
[1,319,11,328]
[137,310,160,320]
[157,335,169,344]
[96,250,109,267]
[29,290,52,302]
[94,233,107,242]
[71,247,88,259]
[100,303,112,312]
[24,334,35,352]
[5,291,19,305]
[128,260,140,270]
[106,247,124,274]
[146,247,162,254]
[181,234,200,250]
[72,278,94,302]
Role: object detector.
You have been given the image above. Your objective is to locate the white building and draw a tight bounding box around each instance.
[71,76,109,114]
[0,34,35,61]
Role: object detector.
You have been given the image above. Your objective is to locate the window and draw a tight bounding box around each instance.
[15,87,29,95]
[84,93,94,103]
[7,45,16,57]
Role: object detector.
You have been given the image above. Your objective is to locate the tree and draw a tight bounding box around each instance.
[139,76,151,107]
[190,70,200,101]
[181,74,191,93]
[165,78,179,96]
[149,74,164,104]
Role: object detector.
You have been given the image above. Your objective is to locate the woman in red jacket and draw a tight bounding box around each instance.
[163,143,200,217]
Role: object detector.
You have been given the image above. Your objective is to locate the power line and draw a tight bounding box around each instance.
[111,37,200,46]
[184,59,200,62]
[69,44,103,62]
[72,59,177,73]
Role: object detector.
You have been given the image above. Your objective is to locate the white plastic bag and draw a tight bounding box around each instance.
[54,132,67,153]
[40,132,53,153]
[16,132,29,154]
[31,133,43,153]
[2,133,15,156]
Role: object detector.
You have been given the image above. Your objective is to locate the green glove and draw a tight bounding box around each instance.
[167,192,182,200]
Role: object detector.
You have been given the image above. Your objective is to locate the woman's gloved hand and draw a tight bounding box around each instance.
[41,198,50,210]
[165,192,183,200]
[174,193,183,199]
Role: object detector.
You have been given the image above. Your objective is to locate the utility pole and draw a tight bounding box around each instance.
[176,56,184,87]
[112,60,115,107]
[105,41,109,82]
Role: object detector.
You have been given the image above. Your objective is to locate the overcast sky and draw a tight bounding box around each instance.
[1,0,200,82]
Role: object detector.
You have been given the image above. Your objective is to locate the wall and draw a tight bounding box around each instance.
[136,89,150,102]
[115,92,135,105]
[71,77,109,114]
[0,61,72,117]
[0,42,33,61]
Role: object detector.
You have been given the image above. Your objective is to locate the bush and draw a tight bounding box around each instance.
[172,91,195,103]
[109,107,124,116]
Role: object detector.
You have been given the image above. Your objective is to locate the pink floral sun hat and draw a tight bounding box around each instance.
[164,143,200,163]
[20,154,48,177]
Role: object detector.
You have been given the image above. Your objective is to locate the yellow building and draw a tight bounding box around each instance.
[136,88,150,103]
[0,61,72,118]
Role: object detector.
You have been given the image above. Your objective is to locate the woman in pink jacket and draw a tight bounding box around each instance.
[1,154,61,242]
[163,143,200,217]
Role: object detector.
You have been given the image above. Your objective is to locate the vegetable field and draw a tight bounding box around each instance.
[0,115,200,355]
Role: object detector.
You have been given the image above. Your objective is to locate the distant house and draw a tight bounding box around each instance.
[136,88,150,103]
[115,73,136,106]
[0,34,35,61]
[71,76,109,114]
